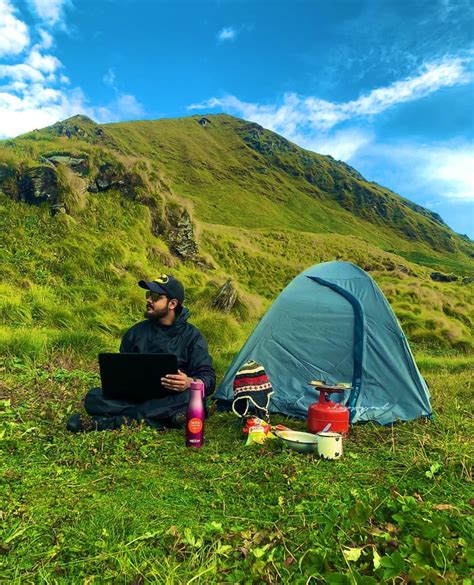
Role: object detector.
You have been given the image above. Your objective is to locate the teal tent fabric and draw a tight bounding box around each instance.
[214,261,431,424]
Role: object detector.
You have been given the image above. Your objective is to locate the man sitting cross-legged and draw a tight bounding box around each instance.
[67,274,215,432]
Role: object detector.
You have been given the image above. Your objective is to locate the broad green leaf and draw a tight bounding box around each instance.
[408,565,428,581]
[353,572,377,585]
[252,544,270,559]
[379,556,395,569]
[391,551,406,572]
[425,462,442,479]
[372,548,381,570]
[215,543,232,556]
[380,551,405,580]
[343,547,363,562]
[325,572,351,584]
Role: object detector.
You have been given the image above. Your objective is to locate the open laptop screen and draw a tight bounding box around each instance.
[99,353,179,402]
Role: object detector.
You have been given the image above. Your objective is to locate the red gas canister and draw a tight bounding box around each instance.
[307,384,350,434]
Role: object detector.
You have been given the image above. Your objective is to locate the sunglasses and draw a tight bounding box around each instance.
[145,290,168,302]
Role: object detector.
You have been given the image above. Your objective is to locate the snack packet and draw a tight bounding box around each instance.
[245,423,268,446]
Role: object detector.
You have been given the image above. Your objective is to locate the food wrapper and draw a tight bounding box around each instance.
[245,424,268,446]
[243,417,271,435]
[244,420,293,446]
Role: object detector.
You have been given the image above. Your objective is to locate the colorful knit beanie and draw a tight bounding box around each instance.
[232,360,273,420]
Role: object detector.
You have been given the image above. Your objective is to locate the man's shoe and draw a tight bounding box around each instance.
[66,413,91,432]
[167,408,188,429]
[66,413,119,432]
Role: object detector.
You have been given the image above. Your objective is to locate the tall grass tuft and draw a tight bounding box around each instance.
[48,329,116,359]
[0,326,47,360]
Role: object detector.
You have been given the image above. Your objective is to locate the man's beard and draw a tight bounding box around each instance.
[145,304,170,321]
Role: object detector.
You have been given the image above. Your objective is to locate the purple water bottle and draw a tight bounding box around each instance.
[186,380,205,448]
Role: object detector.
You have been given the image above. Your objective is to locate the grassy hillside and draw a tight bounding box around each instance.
[4,114,473,260]
[0,190,473,373]
[0,114,472,583]
[0,113,473,368]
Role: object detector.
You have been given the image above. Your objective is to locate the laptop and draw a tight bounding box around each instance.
[98,353,179,402]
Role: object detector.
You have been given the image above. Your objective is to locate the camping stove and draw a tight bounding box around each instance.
[307,383,350,435]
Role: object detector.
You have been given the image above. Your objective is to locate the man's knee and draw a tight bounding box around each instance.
[84,387,110,415]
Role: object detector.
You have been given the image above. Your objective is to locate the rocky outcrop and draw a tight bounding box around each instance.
[0,164,18,199]
[0,164,67,214]
[402,200,447,227]
[88,162,144,199]
[329,157,366,182]
[0,165,68,215]
[166,207,198,260]
[48,115,109,143]
[43,154,89,176]
[146,198,198,261]
[239,122,294,156]
[212,279,238,313]
[1,156,145,214]
[431,271,458,283]
[18,166,61,206]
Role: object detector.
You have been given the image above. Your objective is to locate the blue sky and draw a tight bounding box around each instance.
[1,0,473,237]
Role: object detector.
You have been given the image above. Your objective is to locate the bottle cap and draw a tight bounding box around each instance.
[190,379,205,397]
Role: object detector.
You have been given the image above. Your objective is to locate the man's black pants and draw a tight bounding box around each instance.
[83,387,193,429]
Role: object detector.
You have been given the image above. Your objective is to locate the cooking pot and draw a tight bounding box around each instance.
[317,431,343,459]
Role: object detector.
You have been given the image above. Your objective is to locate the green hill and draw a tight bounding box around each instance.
[0,113,473,370]
[1,114,473,584]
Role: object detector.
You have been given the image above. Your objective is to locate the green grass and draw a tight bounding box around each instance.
[0,357,472,583]
[0,113,473,582]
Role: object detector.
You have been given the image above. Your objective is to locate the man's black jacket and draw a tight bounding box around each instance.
[119,308,216,396]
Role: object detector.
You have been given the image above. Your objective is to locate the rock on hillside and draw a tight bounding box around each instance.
[48,115,107,142]
[0,163,63,210]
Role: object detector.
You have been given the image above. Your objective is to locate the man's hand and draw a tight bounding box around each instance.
[161,370,193,392]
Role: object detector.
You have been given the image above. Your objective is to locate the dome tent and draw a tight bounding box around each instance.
[214,261,431,424]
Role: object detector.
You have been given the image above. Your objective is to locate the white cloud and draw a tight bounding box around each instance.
[298,128,375,161]
[0,66,145,137]
[103,68,116,87]
[115,94,143,117]
[0,85,93,137]
[188,56,472,152]
[0,62,46,84]
[418,147,474,202]
[351,140,474,235]
[27,49,61,74]
[384,143,473,235]
[27,0,68,26]
[95,94,144,123]
[344,58,471,118]
[217,27,236,42]
[1,42,143,138]
[0,4,145,138]
[38,29,53,49]
[0,0,30,57]
[357,142,474,203]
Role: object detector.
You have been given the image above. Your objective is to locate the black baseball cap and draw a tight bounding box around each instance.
[138,274,185,303]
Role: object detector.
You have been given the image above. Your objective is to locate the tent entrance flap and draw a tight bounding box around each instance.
[306,276,364,415]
